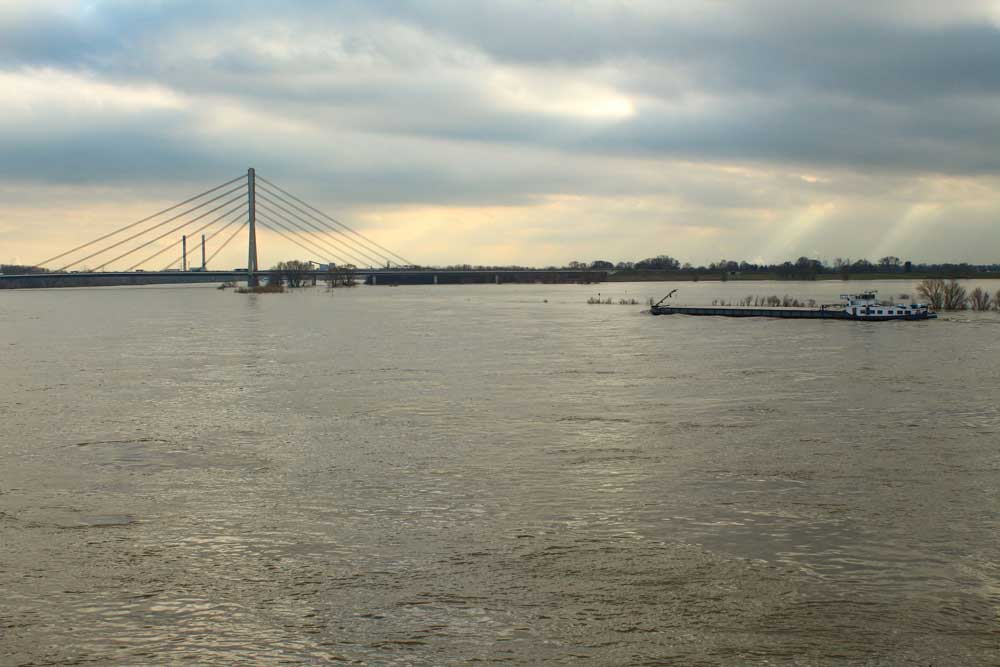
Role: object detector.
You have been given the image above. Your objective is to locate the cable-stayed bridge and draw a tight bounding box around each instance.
[5,169,411,287]
[1,169,607,289]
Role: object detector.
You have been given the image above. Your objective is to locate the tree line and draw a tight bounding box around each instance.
[424,255,1000,278]
[917,279,1000,311]
[0,264,49,275]
[593,255,1000,279]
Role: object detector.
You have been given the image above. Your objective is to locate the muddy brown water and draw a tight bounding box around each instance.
[2,281,998,665]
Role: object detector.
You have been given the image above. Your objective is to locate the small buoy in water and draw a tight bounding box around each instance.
[543,299,548,303]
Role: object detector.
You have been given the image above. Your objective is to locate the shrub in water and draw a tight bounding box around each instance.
[969,287,993,311]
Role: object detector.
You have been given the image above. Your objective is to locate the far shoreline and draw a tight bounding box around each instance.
[605,270,1000,282]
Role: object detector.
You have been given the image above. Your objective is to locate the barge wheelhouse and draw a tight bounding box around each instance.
[840,291,936,320]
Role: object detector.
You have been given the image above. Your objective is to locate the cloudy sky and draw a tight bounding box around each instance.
[3,0,1000,269]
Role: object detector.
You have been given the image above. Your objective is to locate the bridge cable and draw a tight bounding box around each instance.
[37,174,245,269]
[256,197,369,267]
[90,192,247,271]
[256,181,398,266]
[205,222,249,268]
[156,214,243,272]
[256,176,414,266]
[57,184,246,272]
[255,214,344,265]
[93,193,245,272]
[140,204,246,272]
[124,203,246,272]
[166,205,250,272]
[256,190,385,267]
[256,223,340,268]
[255,215,345,265]
[256,192,384,267]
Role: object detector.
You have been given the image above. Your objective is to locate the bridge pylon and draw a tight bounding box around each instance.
[247,167,259,286]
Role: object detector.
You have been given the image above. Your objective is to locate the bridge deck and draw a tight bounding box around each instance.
[0,269,608,289]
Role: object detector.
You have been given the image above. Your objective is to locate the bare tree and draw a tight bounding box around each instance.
[916,278,945,310]
[943,279,967,310]
[326,264,357,288]
[969,287,994,311]
[271,260,311,287]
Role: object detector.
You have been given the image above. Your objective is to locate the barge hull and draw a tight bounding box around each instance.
[650,306,935,320]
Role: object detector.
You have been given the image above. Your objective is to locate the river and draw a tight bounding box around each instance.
[1,280,998,665]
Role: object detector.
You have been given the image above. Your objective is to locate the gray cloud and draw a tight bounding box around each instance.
[3,1,1000,264]
[8,2,998,171]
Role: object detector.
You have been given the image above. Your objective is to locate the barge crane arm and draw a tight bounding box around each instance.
[654,289,678,307]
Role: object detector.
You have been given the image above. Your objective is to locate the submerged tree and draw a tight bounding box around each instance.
[271,260,312,287]
[326,264,357,288]
[943,279,968,310]
[917,278,945,310]
[969,287,994,311]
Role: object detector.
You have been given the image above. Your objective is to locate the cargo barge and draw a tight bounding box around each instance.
[650,291,936,321]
